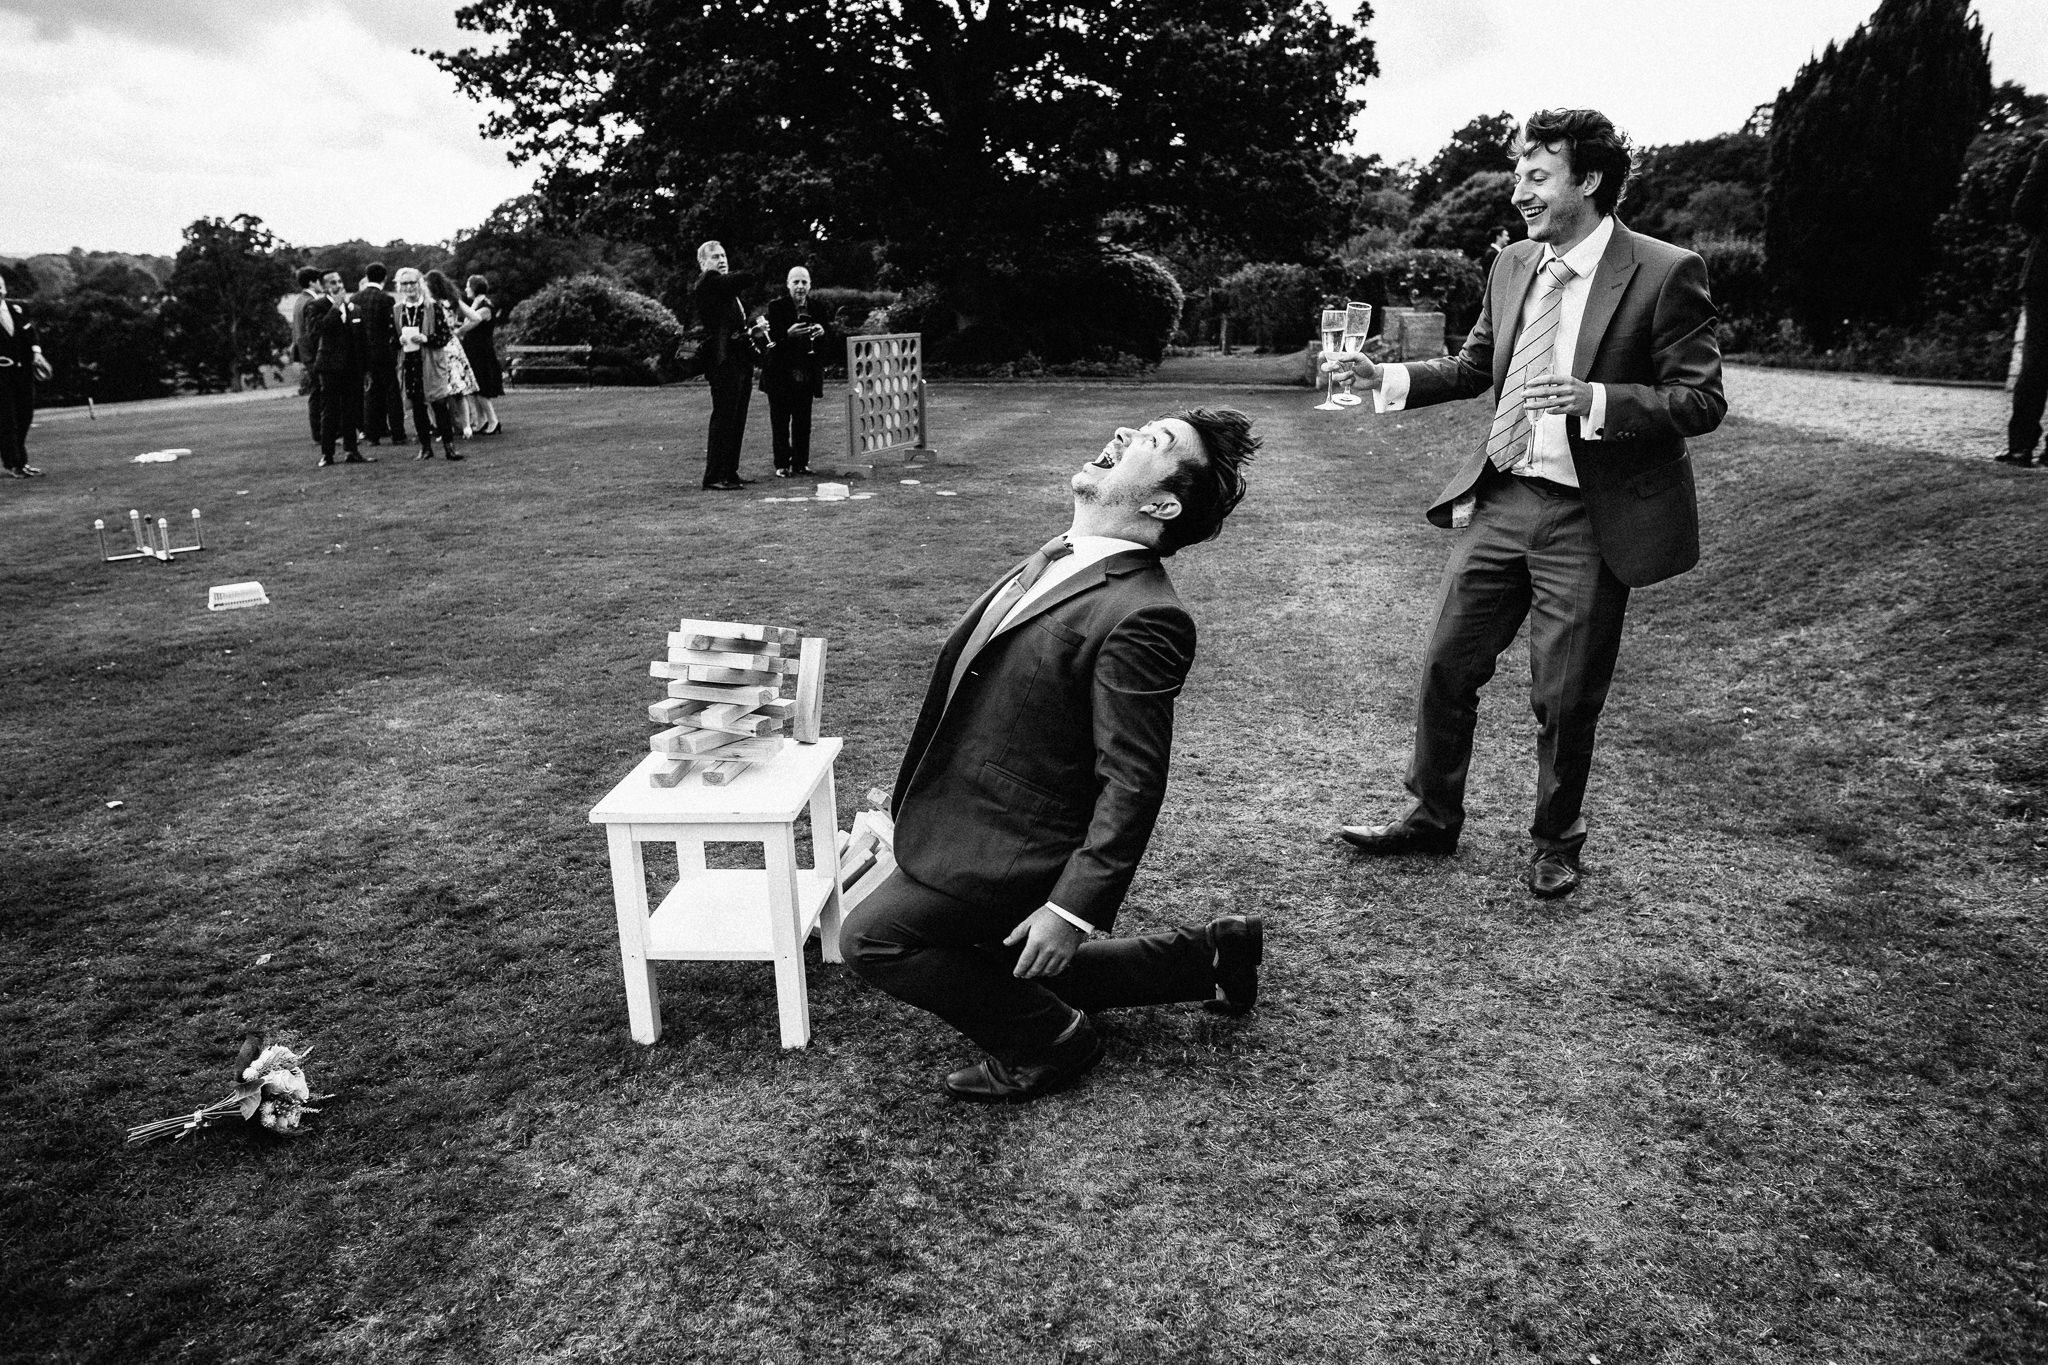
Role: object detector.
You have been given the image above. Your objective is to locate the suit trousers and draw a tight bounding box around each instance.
[703,362,752,485]
[305,377,322,444]
[842,867,1220,1065]
[1401,469,1630,855]
[315,367,363,455]
[363,356,406,443]
[768,387,814,471]
[2009,283,2048,458]
[0,372,30,471]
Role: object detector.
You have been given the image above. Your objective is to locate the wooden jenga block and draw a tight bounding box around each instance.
[695,701,760,729]
[685,665,783,687]
[698,737,782,763]
[757,698,798,721]
[679,633,789,656]
[647,697,711,725]
[695,712,781,738]
[649,758,695,788]
[666,680,779,707]
[676,619,800,646]
[794,636,826,744]
[665,647,793,673]
[699,759,754,786]
[651,725,754,757]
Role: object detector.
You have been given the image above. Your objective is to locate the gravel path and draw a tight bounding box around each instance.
[1724,363,2010,460]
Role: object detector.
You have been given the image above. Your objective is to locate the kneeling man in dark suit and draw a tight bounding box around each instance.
[843,408,1262,1103]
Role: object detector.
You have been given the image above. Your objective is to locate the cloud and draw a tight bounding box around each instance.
[0,0,470,53]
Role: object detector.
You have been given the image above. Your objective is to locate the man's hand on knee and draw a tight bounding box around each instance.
[1005,906,1083,979]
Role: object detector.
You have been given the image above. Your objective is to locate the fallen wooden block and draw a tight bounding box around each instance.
[666,680,779,707]
[647,697,712,725]
[677,619,800,646]
[794,636,826,744]
[665,647,793,673]
[842,848,899,911]
[685,664,783,687]
[649,758,695,788]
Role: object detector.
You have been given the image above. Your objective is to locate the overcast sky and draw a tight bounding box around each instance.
[3,0,2045,258]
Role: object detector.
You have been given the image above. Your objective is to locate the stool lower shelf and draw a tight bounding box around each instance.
[647,868,841,960]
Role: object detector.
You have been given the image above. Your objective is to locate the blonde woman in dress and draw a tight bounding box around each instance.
[392,268,463,461]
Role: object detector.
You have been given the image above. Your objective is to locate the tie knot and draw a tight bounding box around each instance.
[1039,535,1073,562]
[1543,258,1575,288]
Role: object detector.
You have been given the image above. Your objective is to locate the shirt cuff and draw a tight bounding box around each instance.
[1373,364,1410,412]
[1582,383,1608,439]
[1046,902,1096,935]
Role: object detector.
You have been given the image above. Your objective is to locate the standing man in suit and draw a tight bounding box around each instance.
[843,408,1263,1103]
[305,271,373,467]
[1997,136,2048,467]
[354,263,406,448]
[693,240,759,491]
[0,272,52,479]
[761,266,829,478]
[1325,108,1725,899]
[290,266,324,445]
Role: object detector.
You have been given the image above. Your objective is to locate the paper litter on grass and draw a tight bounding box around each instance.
[133,449,191,463]
[208,582,269,611]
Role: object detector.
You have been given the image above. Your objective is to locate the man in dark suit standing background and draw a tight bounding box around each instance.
[354,263,405,448]
[1326,108,1725,900]
[0,271,52,478]
[843,408,1263,1103]
[304,270,373,467]
[1997,137,2048,467]
[693,239,758,491]
[760,265,829,478]
[290,265,323,445]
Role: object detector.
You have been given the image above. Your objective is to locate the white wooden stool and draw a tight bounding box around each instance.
[587,739,845,1047]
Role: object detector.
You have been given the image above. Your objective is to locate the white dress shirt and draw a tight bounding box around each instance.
[1376,214,1616,486]
[995,532,1149,935]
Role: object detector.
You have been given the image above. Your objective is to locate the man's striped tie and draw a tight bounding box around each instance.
[1485,257,1577,473]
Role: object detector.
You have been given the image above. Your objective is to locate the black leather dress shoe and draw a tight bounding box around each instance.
[703,479,746,491]
[1203,915,1264,1015]
[343,452,376,463]
[1994,450,2035,466]
[1522,850,1581,899]
[1337,822,1458,856]
[944,1015,1104,1103]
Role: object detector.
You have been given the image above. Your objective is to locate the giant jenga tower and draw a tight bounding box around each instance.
[644,619,825,787]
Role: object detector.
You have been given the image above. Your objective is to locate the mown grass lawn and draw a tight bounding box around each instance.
[2,372,2043,1364]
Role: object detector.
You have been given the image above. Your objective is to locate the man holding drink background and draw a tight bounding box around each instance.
[1322,107,1725,900]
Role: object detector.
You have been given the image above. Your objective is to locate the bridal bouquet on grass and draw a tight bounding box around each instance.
[125,1035,331,1146]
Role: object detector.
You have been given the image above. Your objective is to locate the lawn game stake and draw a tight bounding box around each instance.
[646,618,826,788]
[97,507,204,564]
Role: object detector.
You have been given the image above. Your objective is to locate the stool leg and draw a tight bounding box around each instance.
[763,825,811,1048]
[605,826,662,1044]
[811,765,845,964]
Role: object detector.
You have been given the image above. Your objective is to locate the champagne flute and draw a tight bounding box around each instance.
[1331,301,1372,407]
[1314,307,1347,411]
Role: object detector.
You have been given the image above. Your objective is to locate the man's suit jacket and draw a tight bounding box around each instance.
[0,301,36,374]
[1402,220,1725,587]
[354,285,400,361]
[891,551,1196,932]
[760,295,831,399]
[302,296,367,374]
[2015,139,2048,295]
[289,289,322,365]
[695,271,755,374]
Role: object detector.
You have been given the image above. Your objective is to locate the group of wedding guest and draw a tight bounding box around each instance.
[293,263,505,467]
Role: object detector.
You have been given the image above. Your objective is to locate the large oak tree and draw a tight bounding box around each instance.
[433,0,1376,298]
